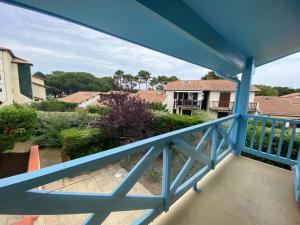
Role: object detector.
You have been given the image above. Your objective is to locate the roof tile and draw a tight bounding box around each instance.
[135,90,166,103]
[60,91,101,104]
[255,96,300,117]
[164,80,259,92]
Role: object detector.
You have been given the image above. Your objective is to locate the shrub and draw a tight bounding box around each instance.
[30,99,77,112]
[87,105,111,115]
[192,110,214,121]
[61,128,104,159]
[245,124,300,161]
[146,102,168,112]
[0,105,37,151]
[33,111,100,147]
[93,92,152,143]
[150,111,207,135]
[86,105,101,114]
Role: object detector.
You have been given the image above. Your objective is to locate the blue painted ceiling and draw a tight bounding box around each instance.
[1,0,300,77]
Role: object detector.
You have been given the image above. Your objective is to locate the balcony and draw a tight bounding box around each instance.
[152,154,300,225]
[210,101,257,112]
[0,114,299,225]
[174,99,202,108]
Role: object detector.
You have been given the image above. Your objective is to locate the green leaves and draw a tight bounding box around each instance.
[61,128,104,159]
[0,105,37,151]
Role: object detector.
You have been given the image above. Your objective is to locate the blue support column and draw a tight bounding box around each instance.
[234,58,255,155]
[233,81,240,114]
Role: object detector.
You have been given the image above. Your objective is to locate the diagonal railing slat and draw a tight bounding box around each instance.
[0,114,239,224]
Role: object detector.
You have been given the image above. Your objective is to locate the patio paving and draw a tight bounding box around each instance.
[34,163,152,225]
[152,154,300,225]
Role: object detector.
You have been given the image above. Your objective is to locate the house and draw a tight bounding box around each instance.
[164,79,259,117]
[256,96,300,120]
[0,47,46,106]
[31,75,47,102]
[60,91,101,108]
[255,96,300,132]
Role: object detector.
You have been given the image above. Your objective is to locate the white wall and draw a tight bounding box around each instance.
[0,53,7,104]
[164,91,174,113]
[32,76,46,101]
[1,51,14,106]
[0,50,33,107]
[78,95,100,108]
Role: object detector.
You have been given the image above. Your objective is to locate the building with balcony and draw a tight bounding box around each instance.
[0,1,300,225]
[164,79,259,117]
[0,47,46,106]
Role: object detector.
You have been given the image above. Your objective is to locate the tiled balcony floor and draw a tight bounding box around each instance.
[153,154,300,225]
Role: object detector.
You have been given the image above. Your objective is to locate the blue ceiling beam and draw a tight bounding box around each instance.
[0,0,244,76]
[137,0,246,71]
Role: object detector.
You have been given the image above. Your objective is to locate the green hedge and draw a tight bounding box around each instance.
[150,111,207,135]
[33,110,100,147]
[246,124,300,161]
[86,105,111,115]
[30,99,78,112]
[0,105,37,151]
[61,128,104,159]
[146,102,168,112]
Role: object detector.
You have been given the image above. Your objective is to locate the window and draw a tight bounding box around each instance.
[18,64,33,99]
[182,109,192,115]
[173,109,176,114]
[0,88,2,92]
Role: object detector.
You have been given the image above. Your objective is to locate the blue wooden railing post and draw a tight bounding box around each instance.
[234,58,255,155]
[295,153,300,203]
[210,126,217,169]
[162,142,172,211]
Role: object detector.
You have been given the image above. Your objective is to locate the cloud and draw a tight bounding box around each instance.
[0,2,299,86]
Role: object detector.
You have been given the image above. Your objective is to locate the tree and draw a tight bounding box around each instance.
[273,86,295,96]
[93,92,152,143]
[45,71,114,97]
[150,77,159,89]
[122,74,137,91]
[150,75,179,90]
[138,70,151,90]
[256,85,279,96]
[33,71,46,79]
[113,70,124,90]
[201,71,220,80]
[168,76,179,82]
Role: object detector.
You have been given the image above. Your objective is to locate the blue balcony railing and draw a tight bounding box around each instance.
[243,114,299,166]
[0,114,238,224]
[0,114,299,224]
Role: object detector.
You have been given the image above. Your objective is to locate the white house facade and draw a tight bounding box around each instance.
[0,47,46,106]
[164,80,259,118]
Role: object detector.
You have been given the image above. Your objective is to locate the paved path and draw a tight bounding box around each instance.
[1,147,153,225]
[34,163,152,225]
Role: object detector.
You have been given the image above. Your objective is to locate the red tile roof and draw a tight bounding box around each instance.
[60,91,101,104]
[255,96,300,117]
[164,80,259,92]
[0,47,32,65]
[280,92,300,98]
[11,57,33,65]
[135,90,166,103]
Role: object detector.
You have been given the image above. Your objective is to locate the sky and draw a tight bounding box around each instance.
[0,2,299,87]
